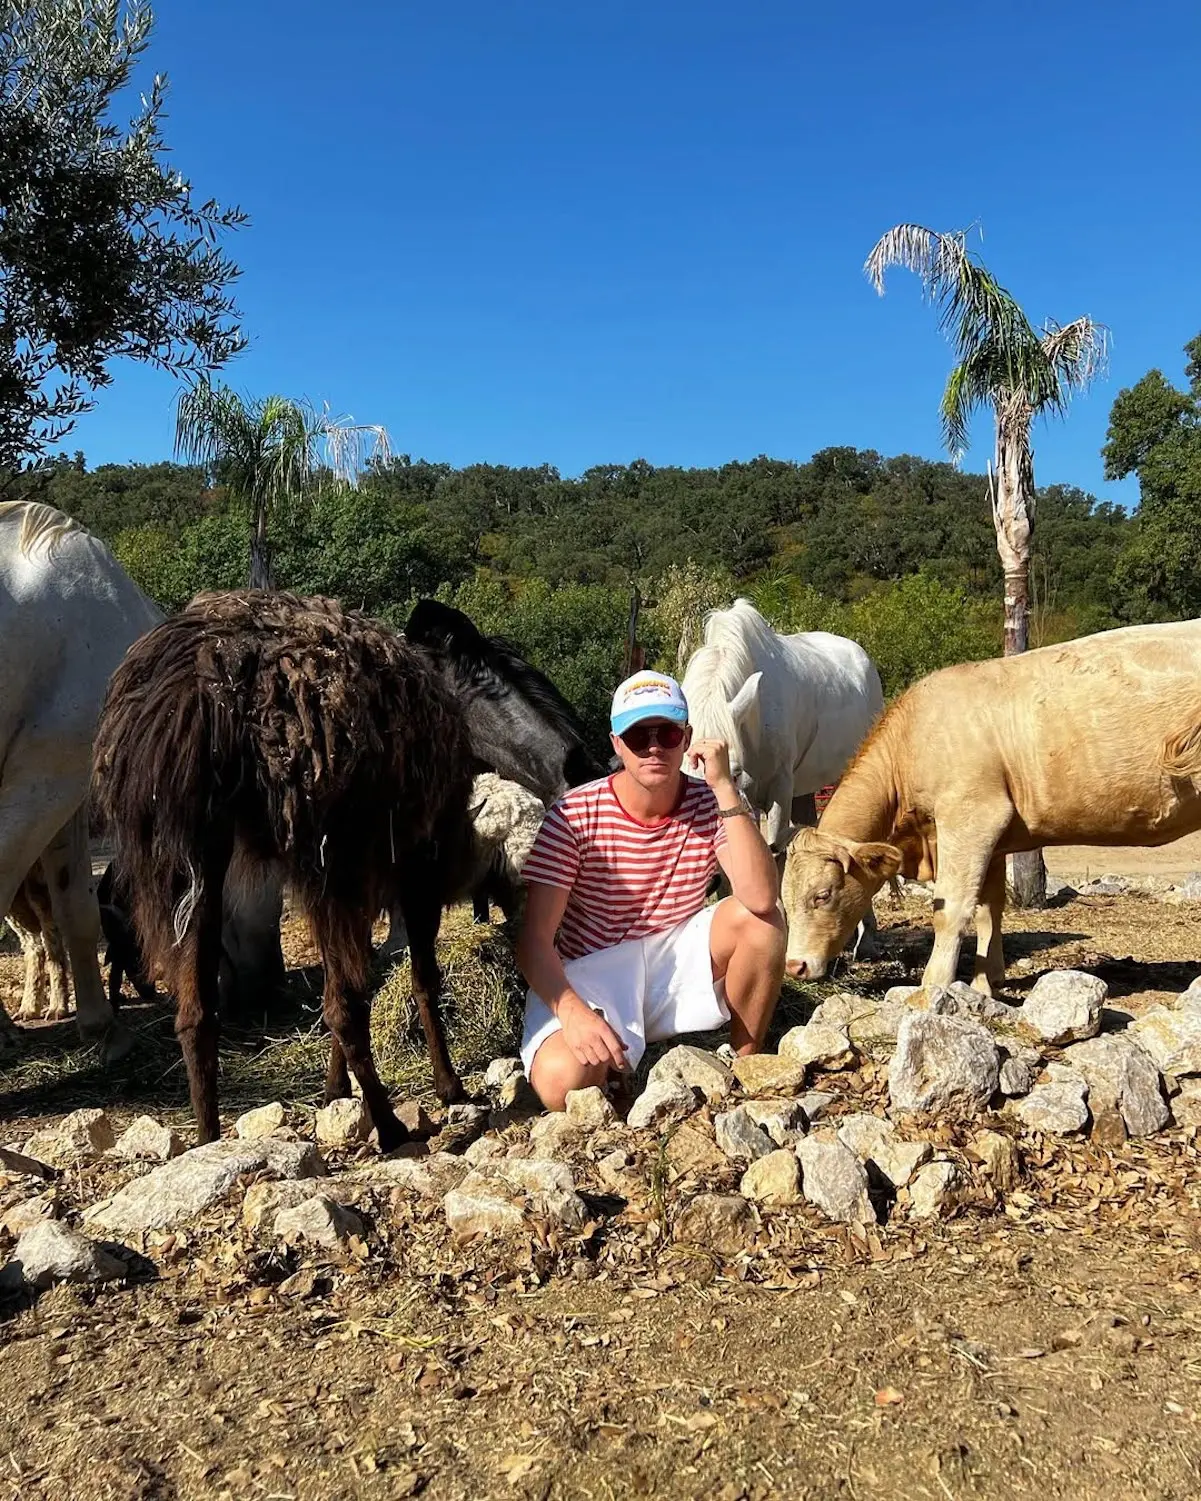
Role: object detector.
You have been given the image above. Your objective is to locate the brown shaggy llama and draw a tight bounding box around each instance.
[92,591,476,1148]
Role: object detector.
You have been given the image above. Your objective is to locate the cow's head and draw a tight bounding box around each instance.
[781,827,901,978]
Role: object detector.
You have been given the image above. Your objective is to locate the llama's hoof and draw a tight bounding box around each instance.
[374,1114,409,1154]
[93,1020,137,1065]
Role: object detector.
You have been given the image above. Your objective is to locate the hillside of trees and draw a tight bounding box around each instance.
[9,444,1140,747]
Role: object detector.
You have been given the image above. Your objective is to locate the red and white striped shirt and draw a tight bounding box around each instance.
[522,775,727,960]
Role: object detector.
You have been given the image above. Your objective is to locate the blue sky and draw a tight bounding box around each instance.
[70,0,1200,507]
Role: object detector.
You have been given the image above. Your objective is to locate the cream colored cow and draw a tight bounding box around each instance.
[782,621,1201,994]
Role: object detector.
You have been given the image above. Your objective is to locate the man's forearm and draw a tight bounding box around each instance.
[713,777,779,913]
[515,936,579,1018]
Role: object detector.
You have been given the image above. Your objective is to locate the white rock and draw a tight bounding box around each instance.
[888,1013,1000,1114]
[484,1057,523,1091]
[1130,1005,1201,1076]
[85,1138,325,1235]
[345,1152,470,1200]
[243,1180,325,1232]
[835,1113,932,1189]
[1171,1078,1201,1127]
[495,1073,541,1115]
[25,1108,115,1165]
[796,1137,874,1225]
[315,1098,371,1147]
[445,1157,587,1236]
[997,1043,1042,1097]
[274,1196,363,1250]
[565,1086,618,1128]
[0,1145,55,1181]
[627,1076,697,1130]
[529,1113,586,1155]
[1063,1035,1169,1137]
[795,1091,838,1124]
[1020,970,1106,1045]
[645,1045,734,1105]
[235,1103,287,1140]
[778,1022,856,1072]
[742,1100,807,1146]
[1013,1075,1089,1135]
[908,1161,962,1219]
[813,992,909,1051]
[972,1129,1021,1192]
[740,1150,802,1205]
[731,1054,808,1094]
[463,1136,507,1165]
[112,1116,185,1162]
[672,1193,755,1254]
[0,1191,60,1236]
[715,1107,775,1164]
[0,1221,125,1291]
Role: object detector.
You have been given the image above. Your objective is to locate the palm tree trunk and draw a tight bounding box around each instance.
[248,500,275,590]
[992,430,1046,909]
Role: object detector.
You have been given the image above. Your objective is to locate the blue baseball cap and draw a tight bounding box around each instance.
[610,671,690,736]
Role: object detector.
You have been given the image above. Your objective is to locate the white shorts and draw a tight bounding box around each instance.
[520,902,731,1076]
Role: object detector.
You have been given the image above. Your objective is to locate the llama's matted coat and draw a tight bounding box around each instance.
[94,591,477,1146]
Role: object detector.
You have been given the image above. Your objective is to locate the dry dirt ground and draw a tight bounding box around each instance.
[4,857,1201,1499]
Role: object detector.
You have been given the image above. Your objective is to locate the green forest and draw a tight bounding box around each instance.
[5,331,1197,748]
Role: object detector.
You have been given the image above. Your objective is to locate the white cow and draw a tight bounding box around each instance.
[0,501,162,1051]
[682,598,884,852]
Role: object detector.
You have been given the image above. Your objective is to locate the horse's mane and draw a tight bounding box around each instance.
[682,597,772,738]
[0,500,85,560]
[404,598,594,750]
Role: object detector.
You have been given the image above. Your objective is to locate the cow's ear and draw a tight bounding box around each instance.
[847,840,902,882]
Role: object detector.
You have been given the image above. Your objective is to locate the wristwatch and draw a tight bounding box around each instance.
[717,796,752,819]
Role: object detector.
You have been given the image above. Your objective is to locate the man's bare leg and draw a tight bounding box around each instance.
[709,897,786,1055]
[528,1034,611,1112]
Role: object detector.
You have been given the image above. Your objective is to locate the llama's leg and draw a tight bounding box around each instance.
[472,889,490,924]
[324,1038,351,1103]
[378,900,409,960]
[40,809,117,1049]
[972,856,1008,996]
[312,904,405,1151]
[24,865,71,1020]
[398,883,463,1105]
[924,811,1010,990]
[174,837,234,1145]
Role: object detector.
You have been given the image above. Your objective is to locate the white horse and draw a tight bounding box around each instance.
[682,598,884,852]
[0,501,163,1052]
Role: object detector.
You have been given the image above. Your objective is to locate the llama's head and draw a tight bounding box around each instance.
[781,826,901,978]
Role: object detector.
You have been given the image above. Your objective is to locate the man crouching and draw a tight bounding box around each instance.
[515,670,786,1110]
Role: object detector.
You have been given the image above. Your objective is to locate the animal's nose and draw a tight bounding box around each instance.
[785,959,806,978]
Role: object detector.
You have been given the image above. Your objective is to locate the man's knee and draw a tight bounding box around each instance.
[528,1037,607,1112]
[727,899,787,955]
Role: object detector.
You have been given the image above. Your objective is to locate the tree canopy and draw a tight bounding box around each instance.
[1104,335,1201,621]
[0,0,245,469]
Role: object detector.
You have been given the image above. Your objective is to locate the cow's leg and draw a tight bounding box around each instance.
[310,902,404,1151]
[39,809,120,1050]
[972,856,1008,996]
[924,814,1009,990]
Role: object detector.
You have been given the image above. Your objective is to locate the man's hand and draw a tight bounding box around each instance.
[558,993,629,1071]
[687,737,734,791]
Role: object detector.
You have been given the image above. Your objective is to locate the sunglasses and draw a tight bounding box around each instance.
[619,722,687,755]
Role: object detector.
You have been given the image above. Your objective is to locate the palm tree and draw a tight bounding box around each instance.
[175,380,391,589]
[865,224,1107,905]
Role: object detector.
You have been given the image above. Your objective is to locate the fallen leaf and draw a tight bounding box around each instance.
[875,1386,904,1406]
